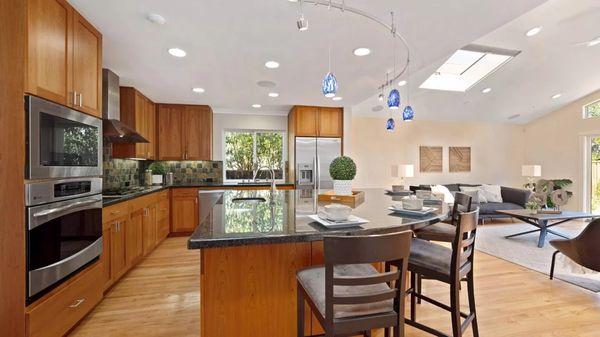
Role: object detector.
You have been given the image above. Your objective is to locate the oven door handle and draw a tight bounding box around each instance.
[33,199,99,218]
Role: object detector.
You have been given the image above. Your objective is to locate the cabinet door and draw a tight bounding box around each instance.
[184,106,212,160]
[111,218,127,280]
[126,209,144,267]
[26,0,73,106]
[142,205,157,256]
[72,11,102,117]
[317,107,343,137]
[134,93,148,158]
[156,199,170,241]
[294,106,318,137]
[146,100,157,159]
[171,192,198,233]
[158,105,184,160]
[101,226,112,290]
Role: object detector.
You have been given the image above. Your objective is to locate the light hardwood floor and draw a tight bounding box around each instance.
[69,235,600,337]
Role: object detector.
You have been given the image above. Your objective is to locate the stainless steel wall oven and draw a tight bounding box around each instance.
[25,178,103,302]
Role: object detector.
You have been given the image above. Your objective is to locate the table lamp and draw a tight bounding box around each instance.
[522,165,541,190]
[392,164,414,191]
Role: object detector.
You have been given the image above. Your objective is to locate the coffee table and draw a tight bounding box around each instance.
[496,209,600,248]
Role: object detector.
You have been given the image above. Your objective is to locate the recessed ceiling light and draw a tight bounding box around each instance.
[508,114,521,120]
[192,87,205,93]
[551,93,562,99]
[252,104,262,108]
[332,96,342,101]
[372,105,384,112]
[481,87,492,94]
[353,47,371,56]
[397,80,407,87]
[525,26,542,37]
[268,92,279,98]
[147,13,166,25]
[587,38,600,47]
[168,48,186,57]
[265,61,279,69]
[257,80,276,88]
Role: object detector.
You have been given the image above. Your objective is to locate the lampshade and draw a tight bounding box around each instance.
[521,165,542,177]
[387,89,400,109]
[386,117,395,131]
[399,164,414,178]
[322,72,338,98]
[402,105,414,121]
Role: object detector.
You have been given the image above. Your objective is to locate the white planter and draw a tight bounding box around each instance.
[152,174,163,185]
[333,180,353,196]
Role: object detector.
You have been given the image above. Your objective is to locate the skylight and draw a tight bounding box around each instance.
[420,45,520,92]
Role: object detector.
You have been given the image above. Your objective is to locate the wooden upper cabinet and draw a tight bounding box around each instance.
[290,106,343,138]
[26,0,73,106]
[113,88,156,159]
[157,104,212,160]
[72,11,102,117]
[26,0,102,117]
[158,104,184,160]
[294,106,319,137]
[184,105,212,160]
[317,107,343,137]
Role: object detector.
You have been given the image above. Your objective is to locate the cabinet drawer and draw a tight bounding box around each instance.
[157,189,169,200]
[103,202,130,224]
[27,263,103,337]
[172,188,199,198]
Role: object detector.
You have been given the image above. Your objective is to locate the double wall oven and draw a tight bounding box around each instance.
[25,95,104,303]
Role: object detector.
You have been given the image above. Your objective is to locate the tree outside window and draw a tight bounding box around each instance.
[224,130,285,181]
[584,100,600,118]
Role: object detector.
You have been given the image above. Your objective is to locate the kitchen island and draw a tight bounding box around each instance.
[188,188,448,337]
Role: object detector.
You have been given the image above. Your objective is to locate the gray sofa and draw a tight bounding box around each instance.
[410,184,532,221]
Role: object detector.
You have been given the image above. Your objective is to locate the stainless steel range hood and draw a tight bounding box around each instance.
[102,69,148,143]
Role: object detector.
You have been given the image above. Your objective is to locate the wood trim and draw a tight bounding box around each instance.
[0,0,26,335]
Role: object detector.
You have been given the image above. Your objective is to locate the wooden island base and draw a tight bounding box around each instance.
[200,241,328,337]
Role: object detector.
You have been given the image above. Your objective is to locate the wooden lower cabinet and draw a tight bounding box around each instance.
[142,204,157,256]
[171,188,199,233]
[126,208,144,267]
[100,226,112,290]
[26,263,103,337]
[156,194,170,242]
[110,215,128,282]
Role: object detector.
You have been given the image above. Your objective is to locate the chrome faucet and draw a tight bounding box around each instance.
[255,165,276,196]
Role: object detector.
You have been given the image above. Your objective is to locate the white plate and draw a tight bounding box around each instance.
[388,206,437,216]
[309,214,369,228]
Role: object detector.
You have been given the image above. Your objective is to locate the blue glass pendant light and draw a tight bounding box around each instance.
[322,72,338,98]
[386,117,395,131]
[403,105,414,121]
[388,88,400,109]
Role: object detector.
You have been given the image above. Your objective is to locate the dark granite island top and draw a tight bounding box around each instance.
[188,188,449,249]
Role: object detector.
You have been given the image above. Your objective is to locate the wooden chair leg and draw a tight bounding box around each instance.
[297,284,304,337]
[410,272,417,321]
[364,330,372,337]
[550,251,559,280]
[384,327,390,337]
[450,282,462,337]
[466,273,479,337]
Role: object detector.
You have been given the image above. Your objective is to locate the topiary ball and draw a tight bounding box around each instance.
[329,156,357,181]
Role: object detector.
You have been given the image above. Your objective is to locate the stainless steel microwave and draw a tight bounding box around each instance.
[26,95,103,179]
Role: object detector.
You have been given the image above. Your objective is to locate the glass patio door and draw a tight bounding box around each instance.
[590,136,600,213]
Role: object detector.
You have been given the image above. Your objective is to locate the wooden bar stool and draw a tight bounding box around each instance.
[401,208,480,337]
[296,231,412,337]
[414,192,473,242]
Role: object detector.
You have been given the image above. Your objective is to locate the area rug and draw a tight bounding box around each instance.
[475,221,600,293]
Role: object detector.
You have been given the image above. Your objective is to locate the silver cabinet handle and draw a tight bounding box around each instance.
[69,298,85,308]
[110,210,121,215]
[79,93,83,107]
[33,199,98,217]
[72,91,78,106]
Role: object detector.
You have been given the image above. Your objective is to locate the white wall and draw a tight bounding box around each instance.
[346,116,526,190]
[212,113,288,161]
[523,89,600,211]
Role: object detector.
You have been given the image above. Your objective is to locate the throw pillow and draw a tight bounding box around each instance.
[431,184,454,204]
[459,186,488,203]
[481,184,503,203]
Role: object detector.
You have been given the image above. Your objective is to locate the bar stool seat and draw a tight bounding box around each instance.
[297,264,394,319]
[414,223,455,242]
[409,239,470,281]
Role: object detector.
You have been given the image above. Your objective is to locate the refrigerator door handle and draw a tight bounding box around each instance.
[316,155,321,191]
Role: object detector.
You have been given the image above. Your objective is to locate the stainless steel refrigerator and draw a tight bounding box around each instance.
[295,137,342,190]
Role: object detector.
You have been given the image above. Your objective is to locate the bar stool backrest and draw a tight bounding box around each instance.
[451,209,479,280]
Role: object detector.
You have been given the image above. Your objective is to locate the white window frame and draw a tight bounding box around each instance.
[582,99,600,119]
[222,129,287,183]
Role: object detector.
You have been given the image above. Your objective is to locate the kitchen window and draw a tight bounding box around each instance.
[223,130,286,181]
[584,100,600,119]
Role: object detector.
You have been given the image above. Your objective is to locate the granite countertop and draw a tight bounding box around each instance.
[188,189,449,249]
[102,181,295,207]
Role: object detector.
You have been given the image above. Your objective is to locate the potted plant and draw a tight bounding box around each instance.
[329,156,357,196]
[148,161,168,185]
[525,201,540,215]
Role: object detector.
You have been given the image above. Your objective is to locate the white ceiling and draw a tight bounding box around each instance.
[70,0,558,119]
[354,0,600,124]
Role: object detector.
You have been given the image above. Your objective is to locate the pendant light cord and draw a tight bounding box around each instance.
[328,0,332,73]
